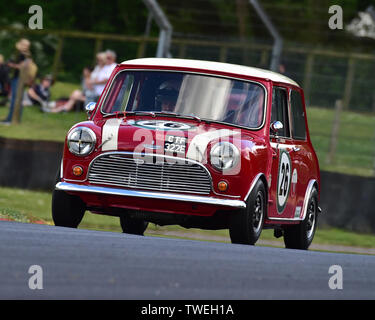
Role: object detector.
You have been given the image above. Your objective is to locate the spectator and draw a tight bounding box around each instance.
[46,66,93,113]
[46,50,116,114]
[0,54,10,106]
[22,75,54,110]
[105,49,117,74]
[84,51,110,106]
[0,38,31,124]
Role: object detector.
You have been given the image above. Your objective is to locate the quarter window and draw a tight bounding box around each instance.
[290,90,307,140]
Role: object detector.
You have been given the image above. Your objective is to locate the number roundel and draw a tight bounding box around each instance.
[277,150,292,213]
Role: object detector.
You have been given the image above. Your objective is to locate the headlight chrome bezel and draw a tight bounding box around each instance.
[210,141,240,171]
[67,127,97,157]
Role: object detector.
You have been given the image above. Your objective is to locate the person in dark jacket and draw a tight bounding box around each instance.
[1,38,31,124]
[0,54,10,105]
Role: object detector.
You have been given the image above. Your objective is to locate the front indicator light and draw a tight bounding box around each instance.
[218,181,228,192]
[72,166,83,176]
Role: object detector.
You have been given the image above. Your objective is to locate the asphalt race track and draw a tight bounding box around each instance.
[0,221,374,299]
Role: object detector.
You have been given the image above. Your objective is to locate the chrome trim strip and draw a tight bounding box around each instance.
[55,182,246,209]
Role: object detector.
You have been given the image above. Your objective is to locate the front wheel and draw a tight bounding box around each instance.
[52,189,86,228]
[120,215,148,236]
[52,168,86,228]
[283,188,318,250]
[229,180,266,245]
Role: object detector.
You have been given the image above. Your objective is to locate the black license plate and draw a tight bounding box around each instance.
[164,135,187,154]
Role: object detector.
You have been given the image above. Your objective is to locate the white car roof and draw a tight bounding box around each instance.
[120,58,300,87]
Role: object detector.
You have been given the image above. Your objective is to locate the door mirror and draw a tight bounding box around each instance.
[270,121,284,135]
[85,102,96,118]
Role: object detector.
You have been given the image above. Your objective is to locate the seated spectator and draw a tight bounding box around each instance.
[84,52,111,106]
[47,51,114,113]
[23,75,54,110]
[45,67,93,113]
[105,49,117,74]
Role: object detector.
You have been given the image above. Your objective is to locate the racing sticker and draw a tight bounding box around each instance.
[102,118,122,151]
[277,149,292,214]
[132,120,195,131]
[186,129,240,163]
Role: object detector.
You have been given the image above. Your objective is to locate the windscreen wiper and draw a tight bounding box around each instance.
[154,111,203,123]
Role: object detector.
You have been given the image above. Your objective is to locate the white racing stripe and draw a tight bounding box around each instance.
[186,129,240,162]
[102,118,122,151]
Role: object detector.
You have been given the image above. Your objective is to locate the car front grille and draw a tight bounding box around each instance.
[88,153,212,195]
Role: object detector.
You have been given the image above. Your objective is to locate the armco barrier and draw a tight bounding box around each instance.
[0,137,374,233]
[0,137,63,191]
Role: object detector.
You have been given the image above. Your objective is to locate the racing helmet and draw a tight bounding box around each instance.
[155,80,180,111]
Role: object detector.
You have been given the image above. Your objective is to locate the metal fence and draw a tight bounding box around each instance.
[1,27,375,113]
[1,27,375,176]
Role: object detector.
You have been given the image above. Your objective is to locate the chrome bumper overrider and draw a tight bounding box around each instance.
[55,182,246,209]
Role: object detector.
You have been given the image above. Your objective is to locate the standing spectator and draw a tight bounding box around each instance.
[0,54,9,106]
[1,38,31,124]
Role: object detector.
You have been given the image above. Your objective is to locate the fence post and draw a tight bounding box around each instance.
[11,63,28,124]
[52,36,64,81]
[303,53,314,106]
[93,38,103,63]
[178,43,186,59]
[219,46,228,63]
[326,99,343,165]
[342,57,356,110]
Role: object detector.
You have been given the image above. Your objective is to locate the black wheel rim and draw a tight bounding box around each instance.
[306,199,316,239]
[252,191,264,234]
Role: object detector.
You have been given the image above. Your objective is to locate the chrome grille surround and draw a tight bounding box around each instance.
[87,152,212,195]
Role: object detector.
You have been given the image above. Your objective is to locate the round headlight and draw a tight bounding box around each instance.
[67,127,97,156]
[210,142,240,171]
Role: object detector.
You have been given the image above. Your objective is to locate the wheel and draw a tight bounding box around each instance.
[120,215,148,236]
[229,180,266,245]
[52,168,86,228]
[283,188,318,250]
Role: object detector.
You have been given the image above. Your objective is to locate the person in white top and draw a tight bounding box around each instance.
[104,49,117,75]
[46,51,117,113]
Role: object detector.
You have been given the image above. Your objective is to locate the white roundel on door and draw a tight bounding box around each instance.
[277,150,292,213]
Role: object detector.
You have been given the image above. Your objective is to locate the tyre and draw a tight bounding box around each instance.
[229,179,266,245]
[283,188,318,250]
[120,215,148,236]
[52,169,86,228]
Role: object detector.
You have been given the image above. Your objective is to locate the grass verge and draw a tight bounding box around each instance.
[0,186,374,249]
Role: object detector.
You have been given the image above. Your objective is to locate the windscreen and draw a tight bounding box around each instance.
[101,70,265,128]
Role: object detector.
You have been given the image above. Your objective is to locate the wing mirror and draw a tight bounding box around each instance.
[85,102,96,118]
[270,121,284,136]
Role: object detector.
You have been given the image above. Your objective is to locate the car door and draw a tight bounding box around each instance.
[268,86,298,219]
[288,88,310,219]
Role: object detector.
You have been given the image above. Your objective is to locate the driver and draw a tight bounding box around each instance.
[155,80,180,112]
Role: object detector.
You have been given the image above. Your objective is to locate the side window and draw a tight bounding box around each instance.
[290,90,307,140]
[271,87,290,137]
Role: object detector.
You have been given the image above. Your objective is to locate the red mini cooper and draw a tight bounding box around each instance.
[53,58,321,250]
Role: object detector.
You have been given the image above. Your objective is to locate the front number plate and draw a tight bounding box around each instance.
[164,135,187,155]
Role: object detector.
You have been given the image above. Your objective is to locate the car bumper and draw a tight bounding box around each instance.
[55,182,246,209]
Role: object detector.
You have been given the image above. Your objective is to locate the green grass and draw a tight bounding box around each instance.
[1,81,375,176]
[0,186,374,249]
